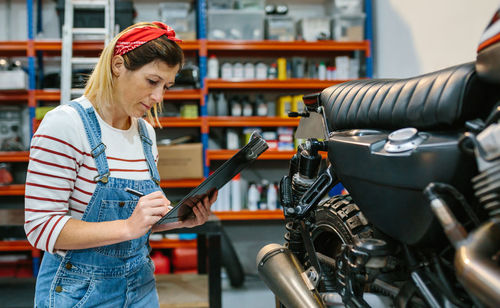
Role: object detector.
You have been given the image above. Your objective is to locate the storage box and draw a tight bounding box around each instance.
[327,0,364,15]
[0,70,28,90]
[157,143,203,180]
[332,13,365,41]
[297,18,331,41]
[159,3,197,40]
[208,9,264,40]
[265,16,295,41]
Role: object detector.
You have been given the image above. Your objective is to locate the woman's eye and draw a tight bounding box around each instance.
[148,79,158,86]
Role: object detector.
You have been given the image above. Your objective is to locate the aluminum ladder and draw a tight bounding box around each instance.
[60,0,115,104]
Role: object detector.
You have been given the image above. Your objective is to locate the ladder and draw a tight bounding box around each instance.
[60,0,115,104]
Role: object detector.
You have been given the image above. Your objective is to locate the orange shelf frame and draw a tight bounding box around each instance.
[156,117,202,127]
[150,239,197,249]
[160,178,204,188]
[207,116,299,127]
[207,149,296,160]
[0,90,29,101]
[0,239,196,252]
[32,89,202,101]
[0,151,29,162]
[208,40,370,54]
[33,40,200,53]
[0,184,25,196]
[214,210,284,220]
[207,149,327,161]
[0,240,38,252]
[0,41,28,56]
[205,78,349,90]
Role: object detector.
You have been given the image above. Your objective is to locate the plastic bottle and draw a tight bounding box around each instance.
[255,94,268,116]
[151,250,170,274]
[318,62,327,80]
[231,174,242,211]
[233,62,244,80]
[244,62,255,80]
[241,95,253,116]
[207,93,216,116]
[216,92,228,116]
[268,63,277,79]
[267,182,278,210]
[259,179,269,210]
[207,55,219,79]
[247,183,259,211]
[219,182,231,211]
[277,57,287,80]
[255,62,268,80]
[230,96,242,116]
[221,62,233,79]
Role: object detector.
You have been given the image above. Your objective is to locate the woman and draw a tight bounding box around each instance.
[24,22,217,307]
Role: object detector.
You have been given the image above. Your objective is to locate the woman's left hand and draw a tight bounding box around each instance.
[180,190,218,228]
[152,190,218,232]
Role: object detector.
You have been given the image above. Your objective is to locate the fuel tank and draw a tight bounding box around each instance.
[328,128,477,246]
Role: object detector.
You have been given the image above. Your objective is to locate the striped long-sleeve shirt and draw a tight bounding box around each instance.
[24,96,159,253]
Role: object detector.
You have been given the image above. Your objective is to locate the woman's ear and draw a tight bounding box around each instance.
[111,55,125,77]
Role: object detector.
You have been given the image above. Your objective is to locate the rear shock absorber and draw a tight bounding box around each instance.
[291,139,325,206]
[282,139,327,262]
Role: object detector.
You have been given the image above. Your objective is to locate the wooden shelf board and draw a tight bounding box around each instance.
[207,40,370,53]
[156,117,202,127]
[160,178,204,188]
[214,210,284,220]
[0,184,25,196]
[206,78,349,90]
[150,239,197,249]
[0,151,29,162]
[207,116,299,127]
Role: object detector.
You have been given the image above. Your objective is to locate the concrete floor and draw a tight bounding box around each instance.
[0,274,275,308]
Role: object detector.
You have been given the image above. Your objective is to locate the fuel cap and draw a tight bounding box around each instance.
[384,128,425,153]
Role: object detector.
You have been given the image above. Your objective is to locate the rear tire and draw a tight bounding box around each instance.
[311,194,373,255]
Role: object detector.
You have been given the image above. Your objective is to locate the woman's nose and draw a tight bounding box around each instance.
[151,87,163,103]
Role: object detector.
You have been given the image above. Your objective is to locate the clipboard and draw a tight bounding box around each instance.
[156,132,269,224]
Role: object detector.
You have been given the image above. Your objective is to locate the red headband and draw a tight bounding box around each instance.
[114,22,182,56]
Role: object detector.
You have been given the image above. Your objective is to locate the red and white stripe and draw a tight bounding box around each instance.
[24,97,158,254]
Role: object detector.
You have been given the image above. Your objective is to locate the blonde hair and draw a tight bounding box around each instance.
[84,22,184,126]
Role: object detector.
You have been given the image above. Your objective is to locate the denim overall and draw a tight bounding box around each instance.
[34,102,162,307]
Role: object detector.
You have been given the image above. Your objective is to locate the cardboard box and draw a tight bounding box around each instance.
[157,143,203,180]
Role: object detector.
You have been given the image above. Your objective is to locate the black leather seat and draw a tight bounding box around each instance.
[320,62,499,131]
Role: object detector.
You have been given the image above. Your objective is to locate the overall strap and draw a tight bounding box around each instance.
[137,119,161,185]
[67,101,110,183]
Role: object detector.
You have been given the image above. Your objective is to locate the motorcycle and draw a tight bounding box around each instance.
[256,27,500,307]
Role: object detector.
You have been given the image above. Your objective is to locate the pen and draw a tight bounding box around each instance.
[125,187,174,210]
[125,187,144,197]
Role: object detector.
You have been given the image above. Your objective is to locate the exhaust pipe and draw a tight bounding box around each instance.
[425,185,500,306]
[455,218,500,306]
[256,243,325,308]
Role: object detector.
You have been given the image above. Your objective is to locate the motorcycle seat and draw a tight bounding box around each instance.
[321,62,499,131]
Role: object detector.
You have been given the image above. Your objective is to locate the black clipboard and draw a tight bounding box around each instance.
[156,132,269,224]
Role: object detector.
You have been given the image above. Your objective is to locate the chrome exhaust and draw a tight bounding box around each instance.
[425,185,500,306]
[256,243,325,308]
[455,218,500,306]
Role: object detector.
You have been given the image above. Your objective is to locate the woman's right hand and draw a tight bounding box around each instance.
[125,191,171,240]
